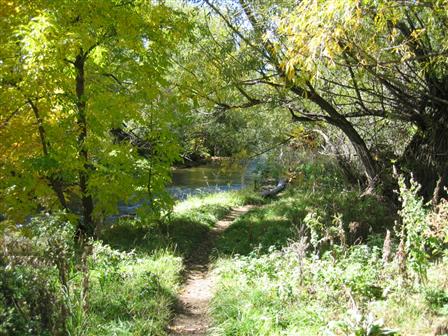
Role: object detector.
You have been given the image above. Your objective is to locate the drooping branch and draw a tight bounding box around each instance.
[204,0,380,186]
[110,127,154,157]
[288,107,331,123]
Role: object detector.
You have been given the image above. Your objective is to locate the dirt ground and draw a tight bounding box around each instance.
[167,205,256,335]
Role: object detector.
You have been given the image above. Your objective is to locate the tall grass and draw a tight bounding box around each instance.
[0,189,262,335]
[209,165,448,336]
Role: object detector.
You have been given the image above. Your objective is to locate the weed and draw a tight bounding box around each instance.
[209,166,446,336]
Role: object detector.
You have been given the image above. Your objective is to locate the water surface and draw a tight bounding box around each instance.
[167,164,250,200]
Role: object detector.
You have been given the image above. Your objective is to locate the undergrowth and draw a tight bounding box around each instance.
[215,161,392,256]
[0,216,182,336]
[0,189,261,335]
[209,164,448,336]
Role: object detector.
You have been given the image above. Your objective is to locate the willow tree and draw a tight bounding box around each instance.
[176,0,381,190]
[278,0,448,202]
[185,0,447,200]
[0,0,190,235]
[172,2,315,174]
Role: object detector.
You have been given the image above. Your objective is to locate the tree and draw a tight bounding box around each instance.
[176,0,381,190]
[182,0,447,200]
[0,0,190,235]
[277,0,448,202]
[171,4,293,163]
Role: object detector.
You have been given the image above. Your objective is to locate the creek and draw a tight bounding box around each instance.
[167,163,253,200]
[114,161,258,219]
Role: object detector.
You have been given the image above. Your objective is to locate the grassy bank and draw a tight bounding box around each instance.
[90,189,263,335]
[0,189,262,336]
[209,163,448,336]
[2,163,447,335]
[100,189,265,257]
[210,245,448,335]
[87,247,182,335]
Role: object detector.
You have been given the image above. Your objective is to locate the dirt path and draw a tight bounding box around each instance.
[168,205,256,336]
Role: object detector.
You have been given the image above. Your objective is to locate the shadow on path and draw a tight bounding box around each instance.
[167,205,257,336]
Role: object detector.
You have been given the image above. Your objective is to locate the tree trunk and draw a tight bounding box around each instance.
[261,179,287,198]
[303,85,379,188]
[28,99,68,209]
[403,116,448,203]
[74,51,95,237]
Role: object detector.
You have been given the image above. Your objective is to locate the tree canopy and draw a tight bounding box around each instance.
[176,0,448,201]
[1,0,448,234]
[1,0,190,234]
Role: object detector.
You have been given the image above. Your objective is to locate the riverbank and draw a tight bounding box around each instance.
[174,156,232,169]
[2,163,447,335]
[0,189,263,336]
[96,190,265,335]
[206,167,448,336]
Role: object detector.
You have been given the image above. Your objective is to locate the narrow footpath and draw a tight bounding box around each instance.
[168,205,256,335]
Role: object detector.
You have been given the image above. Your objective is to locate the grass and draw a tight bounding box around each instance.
[214,187,393,256]
[4,162,447,336]
[210,246,448,335]
[0,188,262,336]
[87,188,264,335]
[99,189,265,258]
[87,246,182,335]
[208,165,447,336]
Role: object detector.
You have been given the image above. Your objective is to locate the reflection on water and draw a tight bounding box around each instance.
[111,162,258,220]
[167,164,253,200]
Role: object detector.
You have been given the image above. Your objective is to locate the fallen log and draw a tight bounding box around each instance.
[260,179,287,198]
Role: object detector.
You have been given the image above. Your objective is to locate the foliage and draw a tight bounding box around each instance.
[0,210,184,335]
[215,161,392,257]
[395,175,431,282]
[210,179,447,335]
[211,243,394,335]
[425,287,448,314]
[175,0,448,199]
[427,198,448,248]
[2,1,448,335]
[395,175,448,283]
[0,0,191,232]
[0,213,80,335]
[277,0,448,196]
[171,3,296,162]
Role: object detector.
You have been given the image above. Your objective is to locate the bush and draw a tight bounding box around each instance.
[0,211,184,336]
[395,175,448,283]
[0,213,79,335]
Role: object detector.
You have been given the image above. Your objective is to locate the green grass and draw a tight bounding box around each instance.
[87,246,182,335]
[210,242,448,335]
[208,167,446,336]
[99,189,265,258]
[87,188,263,335]
[4,169,446,336]
[0,189,263,336]
[214,187,393,256]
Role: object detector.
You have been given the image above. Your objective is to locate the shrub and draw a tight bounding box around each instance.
[395,175,448,283]
[0,213,81,335]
